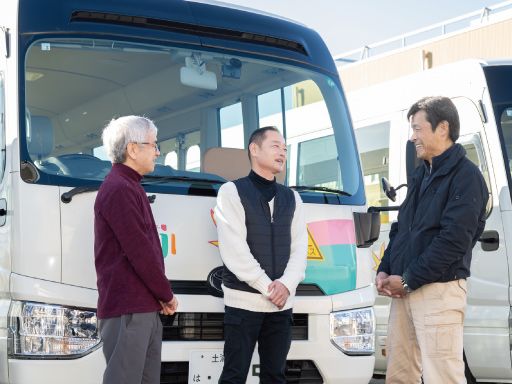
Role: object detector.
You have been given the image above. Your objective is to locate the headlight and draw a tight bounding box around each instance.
[8,301,101,359]
[330,307,375,355]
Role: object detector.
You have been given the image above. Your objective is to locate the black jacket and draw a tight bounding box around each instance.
[377,143,489,290]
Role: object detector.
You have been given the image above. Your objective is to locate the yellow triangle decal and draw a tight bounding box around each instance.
[307,227,324,261]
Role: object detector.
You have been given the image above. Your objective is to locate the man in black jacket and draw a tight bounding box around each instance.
[376,97,488,383]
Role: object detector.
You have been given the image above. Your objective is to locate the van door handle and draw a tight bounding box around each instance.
[478,230,499,251]
[0,198,5,227]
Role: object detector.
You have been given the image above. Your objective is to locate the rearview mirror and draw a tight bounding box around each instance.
[180,55,217,90]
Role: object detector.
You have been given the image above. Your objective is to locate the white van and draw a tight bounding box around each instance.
[347,59,512,383]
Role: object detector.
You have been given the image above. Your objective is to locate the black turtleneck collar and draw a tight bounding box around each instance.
[248,170,277,202]
[249,170,275,185]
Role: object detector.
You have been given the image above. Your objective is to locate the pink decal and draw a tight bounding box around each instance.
[307,219,355,246]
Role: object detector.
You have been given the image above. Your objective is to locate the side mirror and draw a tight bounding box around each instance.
[381,177,396,202]
[380,140,417,202]
[381,177,407,203]
[353,211,381,248]
[381,177,407,202]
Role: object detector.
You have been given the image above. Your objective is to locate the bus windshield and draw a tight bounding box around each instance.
[22,38,362,200]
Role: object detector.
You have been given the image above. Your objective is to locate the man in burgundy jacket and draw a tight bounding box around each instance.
[94,115,178,384]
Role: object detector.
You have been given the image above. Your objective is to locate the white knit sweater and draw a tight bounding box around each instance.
[214,181,308,312]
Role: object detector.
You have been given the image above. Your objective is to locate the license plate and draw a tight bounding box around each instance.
[188,349,260,383]
[188,350,224,383]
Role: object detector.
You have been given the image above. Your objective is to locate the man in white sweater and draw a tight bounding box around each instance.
[215,126,308,384]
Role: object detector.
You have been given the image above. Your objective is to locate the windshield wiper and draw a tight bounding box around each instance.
[61,185,157,204]
[61,174,225,204]
[289,185,352,197]
[141,174,225,185]
[61,185,100,203]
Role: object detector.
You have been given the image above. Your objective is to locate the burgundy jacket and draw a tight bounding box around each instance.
[94,163,173,319]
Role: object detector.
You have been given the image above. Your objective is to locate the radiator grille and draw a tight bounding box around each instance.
[160,312,308,341]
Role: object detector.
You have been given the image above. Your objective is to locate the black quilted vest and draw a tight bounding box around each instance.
[222,176,296,293]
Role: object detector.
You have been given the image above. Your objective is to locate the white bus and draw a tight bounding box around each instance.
[0,0,378,383]
[347,59,512,383]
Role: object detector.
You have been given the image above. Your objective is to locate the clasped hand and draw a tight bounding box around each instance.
[375,272,407,298]
[268,281,290,309]
[159,296,179,315]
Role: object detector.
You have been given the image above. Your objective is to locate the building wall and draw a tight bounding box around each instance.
[339,16,512,91]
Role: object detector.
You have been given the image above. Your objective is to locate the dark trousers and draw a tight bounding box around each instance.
[99,312,163,384]
[219,306,293,384]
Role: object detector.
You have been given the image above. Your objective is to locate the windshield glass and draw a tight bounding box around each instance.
[484,65,512,193]
[23,38,362,198]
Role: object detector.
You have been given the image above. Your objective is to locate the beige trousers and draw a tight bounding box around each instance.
[385,279,467,384]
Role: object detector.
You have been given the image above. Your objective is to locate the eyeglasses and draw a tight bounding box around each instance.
[132,142,160,152]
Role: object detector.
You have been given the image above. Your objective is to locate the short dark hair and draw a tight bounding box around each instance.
[247,126,280,160]
[407,96,460,142]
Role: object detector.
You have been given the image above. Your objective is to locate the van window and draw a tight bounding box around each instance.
[0,72,4,181]
[459,133,492,216]
[500,108,512,175]
[165,151,178,169]
[297,135,339,188]
[284,80,353,191]
[157,131,200,172]
[484,66,512,201]
[258,89,285,133]
[186,145,200,172]
[450,97,492,216]
[354,122,390,223]
[220,102,244,149]
[160,137,178,167]
[184,131,200,171]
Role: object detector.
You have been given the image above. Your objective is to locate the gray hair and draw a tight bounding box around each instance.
[102,115,158,163]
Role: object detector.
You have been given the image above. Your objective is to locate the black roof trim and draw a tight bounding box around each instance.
[70,10,308,56]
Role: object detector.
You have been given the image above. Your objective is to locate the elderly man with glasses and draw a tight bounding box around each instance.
[94,115,178,384]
